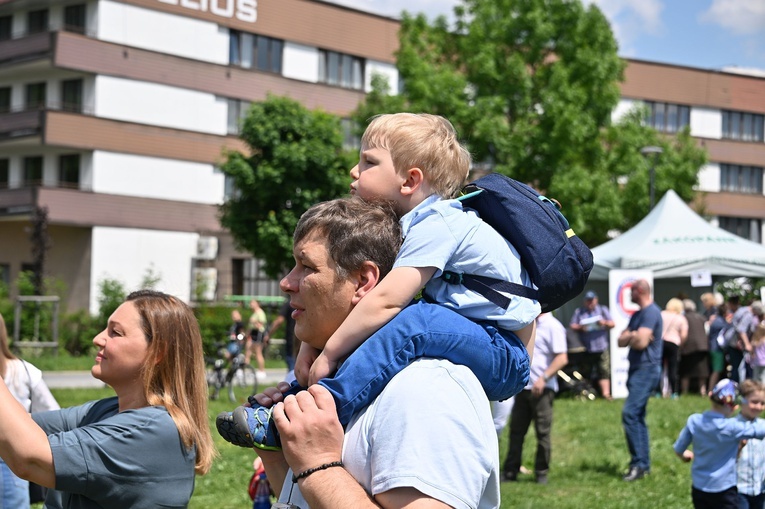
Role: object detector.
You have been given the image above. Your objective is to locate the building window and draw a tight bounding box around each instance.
[722,110,765,142]
[256,35,282,73]
[58,154,80,188]
[229,30,283,73]
[63,4,86,34]
[0,159,8,189]
[61,78,83,112]
[23,156,43,187]
[318,50,364,90]
[26,9,48,34]
[720,164,764,194]
[226,98,251,135]
[644,101,690,133]
[232,258,281,297]
[0,15,12,41]
[0,87,10,113]
[719,216,762,244]
[25,82,46,110]
[340,118,360,150]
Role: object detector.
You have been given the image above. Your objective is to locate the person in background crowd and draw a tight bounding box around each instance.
[708,304,731,391]
[736,379,765,509]
[244,299,268,382]
[0,311,60,507]
[503,312,568,485]
[0,290,216,508]
[727,295,753,383]
[569,291,615,400]
[680,299,709,396]
[749,302,765,384]
[701,292,722,320]
[618,279,663,482]
[660,298,688,398]
[265,300,298,374]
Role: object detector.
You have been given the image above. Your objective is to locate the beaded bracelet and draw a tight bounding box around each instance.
[292,461,344,483]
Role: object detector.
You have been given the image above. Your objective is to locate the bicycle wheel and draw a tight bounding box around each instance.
[206,360,225,400]
[227,363,258,402]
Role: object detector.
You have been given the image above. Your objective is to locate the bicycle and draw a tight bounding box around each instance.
[206,340,259,402]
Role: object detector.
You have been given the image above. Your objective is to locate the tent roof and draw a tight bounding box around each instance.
[590,189,765,280]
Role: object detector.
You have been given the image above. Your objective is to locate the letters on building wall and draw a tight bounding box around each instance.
[158,0,257,23]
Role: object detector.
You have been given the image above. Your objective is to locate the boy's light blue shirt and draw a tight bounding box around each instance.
[673,410,765,493]
[737,414,765,496]
[395,194,540,330]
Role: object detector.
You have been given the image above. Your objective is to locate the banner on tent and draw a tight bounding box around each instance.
[609,270,654,399]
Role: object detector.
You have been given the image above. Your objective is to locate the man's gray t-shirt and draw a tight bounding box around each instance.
[32,397,196,509]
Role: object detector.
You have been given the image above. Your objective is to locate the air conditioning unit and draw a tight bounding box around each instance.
[192,268,217,301]
[197,236,219,260]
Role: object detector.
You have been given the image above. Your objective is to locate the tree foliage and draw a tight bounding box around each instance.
[354,0,707,247]
[219,95,353,278]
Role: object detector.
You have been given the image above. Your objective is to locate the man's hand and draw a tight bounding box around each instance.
[272,385,344,476]
[531,376,546,397]
[309,351,338,385]
[294,342,321,387]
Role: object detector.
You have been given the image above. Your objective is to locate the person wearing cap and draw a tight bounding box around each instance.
[618,279,663,482]
[673,379,765,509]
[569,290,615,400]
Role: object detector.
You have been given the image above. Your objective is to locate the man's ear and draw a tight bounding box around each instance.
[351,261,381,304]
[400,167,424,196]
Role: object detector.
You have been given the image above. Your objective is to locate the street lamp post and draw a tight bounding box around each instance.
[640,146,663,209]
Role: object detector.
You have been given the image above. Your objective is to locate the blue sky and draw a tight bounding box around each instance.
[327,0,765,74]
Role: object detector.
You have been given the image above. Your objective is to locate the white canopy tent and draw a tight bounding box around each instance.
[557,189,765,325]
[590,189,765,281]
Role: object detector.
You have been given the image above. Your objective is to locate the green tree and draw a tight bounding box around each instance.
[354,0,707,246]
[219,95,353,278]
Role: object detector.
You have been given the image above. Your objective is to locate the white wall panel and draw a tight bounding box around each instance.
[94,76,227,134]
[697,162,720,193]
[365,60,398,94]
[90,227,198,313]
[91,151,224,203]
[612,98,637,123]
[282,42,320,83]
[96,0,229,64]
[690,107,722,139]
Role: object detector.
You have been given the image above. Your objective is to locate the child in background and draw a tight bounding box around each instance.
[674,379,765,509]
[218,113,539,450]
[737,380,765,509]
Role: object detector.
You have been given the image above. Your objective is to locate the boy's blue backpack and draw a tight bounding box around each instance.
[450,172,593,313]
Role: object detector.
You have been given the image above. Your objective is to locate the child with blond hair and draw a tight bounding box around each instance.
[674,379,765,509]
[218,113,539,450]
[736,379,765,509]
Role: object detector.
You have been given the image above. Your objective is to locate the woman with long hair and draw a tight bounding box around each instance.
[0,290,216,508]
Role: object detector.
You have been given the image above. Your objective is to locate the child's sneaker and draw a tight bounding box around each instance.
[216,405,281,451]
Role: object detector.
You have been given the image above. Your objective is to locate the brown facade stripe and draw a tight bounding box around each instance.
[53,31,366,115]
[115,0,399,63]
[43,110,248,164]
[699,191,765,220]
[623,59,765,114]
[36,187,222,232]
[701,138,765,167]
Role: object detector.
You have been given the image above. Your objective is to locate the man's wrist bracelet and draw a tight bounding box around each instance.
[292,461,344,483]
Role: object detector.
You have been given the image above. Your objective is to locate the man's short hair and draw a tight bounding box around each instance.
[361,113,471,198]
[294,197,402,280]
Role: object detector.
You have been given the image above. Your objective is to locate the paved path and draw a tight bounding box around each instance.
[43,368,290,389]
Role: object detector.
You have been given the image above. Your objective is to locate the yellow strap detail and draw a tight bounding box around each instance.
[565,229,575,238]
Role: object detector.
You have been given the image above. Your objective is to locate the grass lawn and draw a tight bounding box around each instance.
[48,387,708,508]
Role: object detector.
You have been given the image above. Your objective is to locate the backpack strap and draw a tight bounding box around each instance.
[442,271,539,310]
